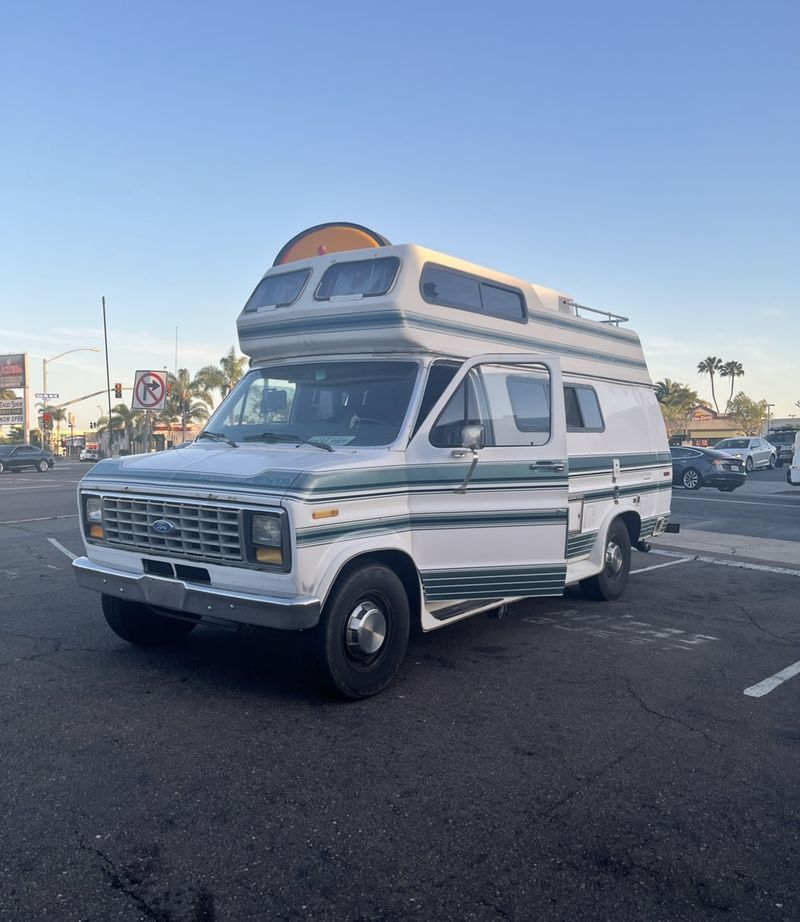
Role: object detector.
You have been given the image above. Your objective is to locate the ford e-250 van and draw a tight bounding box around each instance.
[74,223,674,698]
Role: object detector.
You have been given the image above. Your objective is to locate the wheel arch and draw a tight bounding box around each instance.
[320,549,422,631]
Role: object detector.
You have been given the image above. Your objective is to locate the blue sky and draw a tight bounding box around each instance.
[2,0,798,429]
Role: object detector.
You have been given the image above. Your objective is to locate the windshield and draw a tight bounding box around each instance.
[715,439,748,449]
[205,360,420,448]
[768,432,796,446]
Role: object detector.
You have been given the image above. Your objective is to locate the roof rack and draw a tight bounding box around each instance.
[566,300,629,326]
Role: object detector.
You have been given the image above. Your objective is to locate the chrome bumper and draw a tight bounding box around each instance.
[73,556,321,630]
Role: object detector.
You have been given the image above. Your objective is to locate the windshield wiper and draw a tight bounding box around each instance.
[242,431,334,452]
[196,430,239,448]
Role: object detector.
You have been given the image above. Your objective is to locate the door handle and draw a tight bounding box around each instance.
[531,461,565,472]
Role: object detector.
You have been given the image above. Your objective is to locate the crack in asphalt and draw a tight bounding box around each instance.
[623,679,725,748]
[733,601,795,643]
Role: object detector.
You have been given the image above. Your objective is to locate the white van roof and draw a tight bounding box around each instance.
[236,242,651,385]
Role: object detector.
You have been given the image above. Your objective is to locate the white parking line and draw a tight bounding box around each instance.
[2,514,79,525]
[47,538,77,561]
[743,660,800,698]
[631,558,693,575]
[672,495,800,508]
[652,549,800,578]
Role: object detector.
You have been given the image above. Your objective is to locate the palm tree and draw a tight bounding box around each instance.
[165,369,214,442]
[655,379,698,407]
[719,361,745,405]
[101,403,144,453]
[196,346,248,405]
[50,407,67,451]
[697,356,723,413]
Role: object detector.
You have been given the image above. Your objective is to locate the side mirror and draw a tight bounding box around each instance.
[461,424,485,450]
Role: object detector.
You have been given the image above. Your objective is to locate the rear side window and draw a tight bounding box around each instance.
[316,257,399,300]
[243,269,311,312]
[421,264,526,322]
[564,385,604,431]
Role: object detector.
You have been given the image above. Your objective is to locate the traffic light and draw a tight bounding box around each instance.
[114,382,122,398]
[42,412,52,427]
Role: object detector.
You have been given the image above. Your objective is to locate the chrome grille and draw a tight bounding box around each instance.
[102,497,242,562]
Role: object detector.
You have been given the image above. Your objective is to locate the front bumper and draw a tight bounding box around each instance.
[73,556,321,630]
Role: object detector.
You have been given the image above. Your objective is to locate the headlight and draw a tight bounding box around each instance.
[84,496,104,539]
[251,513,285,566]
[252,514,282,547]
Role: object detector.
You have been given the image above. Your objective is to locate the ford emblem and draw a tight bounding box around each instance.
[151,519,176,534]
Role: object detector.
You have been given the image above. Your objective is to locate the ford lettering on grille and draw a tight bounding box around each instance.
[151,519,176,534]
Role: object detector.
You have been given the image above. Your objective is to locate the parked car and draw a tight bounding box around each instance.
[0,444,55,473]
[766,430,798,467]
[670,445,747,492]
[711,437,776,472]
[79,448,100,462]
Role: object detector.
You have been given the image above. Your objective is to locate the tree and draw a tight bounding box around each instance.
[697,356,723,412]
[719,360,745,403]
[165,369,213,441]
[99,403,145,452]
[655,379,698,437]
[725,392,769,436]
[196,346,248,405]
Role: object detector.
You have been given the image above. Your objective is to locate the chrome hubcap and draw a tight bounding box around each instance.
[605,540,624,574]
[346,601,387,659]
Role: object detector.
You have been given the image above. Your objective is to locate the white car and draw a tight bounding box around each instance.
[712,437,776,472]
[79,448,99,462]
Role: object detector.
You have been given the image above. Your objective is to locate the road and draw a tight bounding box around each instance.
[1,461,798,921]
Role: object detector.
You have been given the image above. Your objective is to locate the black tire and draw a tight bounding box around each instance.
[580,520,631,602]
[682,467,702,490]
[776,459,784,468]
[37,459,49,472]
[768,454,776,470]
[308,562,410,700]
[718,485,736,492]
[101,594,196,646]
[745,456,754,473]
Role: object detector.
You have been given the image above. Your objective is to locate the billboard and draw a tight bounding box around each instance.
[0,353,26,389]
[0,398,24,426]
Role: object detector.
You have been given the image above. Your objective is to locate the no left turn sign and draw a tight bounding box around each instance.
[132,370,167,410]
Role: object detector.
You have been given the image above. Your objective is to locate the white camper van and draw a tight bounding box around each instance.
[74,223,674,698]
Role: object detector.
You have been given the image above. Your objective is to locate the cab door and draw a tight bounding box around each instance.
[404,354,568,627]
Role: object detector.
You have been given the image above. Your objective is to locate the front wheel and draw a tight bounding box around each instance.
[580,520,631,602]
[0,461,4,473]
[745,456,754,473]
[682,468,702,490]
[718,485,737,492]
[101,594,197,646]
[37,460,49,472]
[768,454,776,470]
[308,562,410,699]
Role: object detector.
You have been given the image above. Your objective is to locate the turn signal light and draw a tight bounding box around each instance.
[255,547,283,565]
[89,524,104,539]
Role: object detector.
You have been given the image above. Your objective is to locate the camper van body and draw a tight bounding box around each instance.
[74,232,672,697]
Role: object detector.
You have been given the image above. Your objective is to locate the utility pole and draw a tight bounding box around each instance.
[102,296,114,456]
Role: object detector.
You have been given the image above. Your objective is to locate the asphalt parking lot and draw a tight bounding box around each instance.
[1,461,798,921]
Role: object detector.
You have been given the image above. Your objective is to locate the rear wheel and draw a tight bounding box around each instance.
[682,467,702,490]
[101,594,197,646]
[580,520,631,602]
[308,562,410,699]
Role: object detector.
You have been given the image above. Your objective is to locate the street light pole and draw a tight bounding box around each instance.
[766,403,775,436]
[41,346,99,448]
